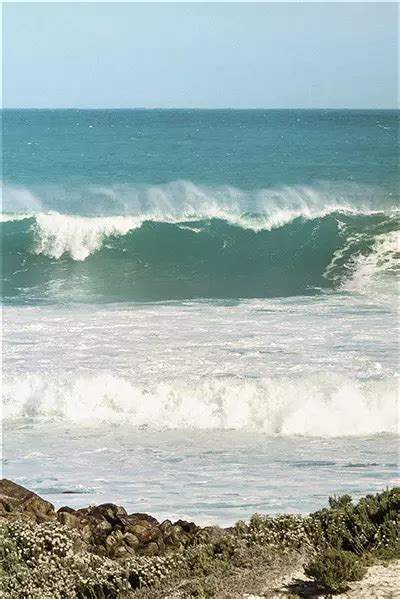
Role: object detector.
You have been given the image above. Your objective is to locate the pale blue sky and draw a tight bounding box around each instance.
[3,2,398,108]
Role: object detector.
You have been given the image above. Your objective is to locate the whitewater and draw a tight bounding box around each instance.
[2,108,399,523]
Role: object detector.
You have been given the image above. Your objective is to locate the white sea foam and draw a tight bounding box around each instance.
[3,372,397,436]
[33,213,147,260]
[0,212,35,222]
[342,230,399,297]
[325,229,399,298]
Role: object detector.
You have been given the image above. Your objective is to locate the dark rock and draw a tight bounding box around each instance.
[129,512,159,526]
[175,519,200,534]
[92,519,113,541]
[58,505,77,515]
[90,503,128,524]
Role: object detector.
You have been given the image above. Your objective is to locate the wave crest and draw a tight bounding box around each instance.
[2,180,393,256]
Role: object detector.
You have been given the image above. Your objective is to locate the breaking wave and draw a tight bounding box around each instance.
[2,372,397,436]
[1,181,399,302]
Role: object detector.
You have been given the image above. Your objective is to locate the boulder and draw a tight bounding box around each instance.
[0,479,56,523]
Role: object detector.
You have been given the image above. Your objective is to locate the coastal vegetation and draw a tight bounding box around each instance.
[0,481,398,598]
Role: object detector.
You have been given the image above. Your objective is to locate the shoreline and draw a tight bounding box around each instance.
[1,479,399,598]
[4,424,398,529]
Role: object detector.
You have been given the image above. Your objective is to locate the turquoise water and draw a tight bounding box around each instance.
[2,109,399,303]
[3,109,398,190]
[2,109,399,520]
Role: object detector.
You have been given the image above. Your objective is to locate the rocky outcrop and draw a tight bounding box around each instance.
[57,502,221,558]
[0,479,56,523]
[0,479,222,559]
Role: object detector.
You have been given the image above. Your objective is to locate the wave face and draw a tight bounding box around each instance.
[2,182,398,302]
[3,372,397,436]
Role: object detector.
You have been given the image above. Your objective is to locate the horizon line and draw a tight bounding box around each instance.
[2,106,399,111]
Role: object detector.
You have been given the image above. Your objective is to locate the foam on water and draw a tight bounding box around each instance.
[341,230,399,297]
[3,372,398,436]
[2,294,398,437]
[33,213,146,260]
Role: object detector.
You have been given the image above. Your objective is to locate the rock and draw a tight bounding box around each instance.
[113,544,131,558]
[80,521,94,544]
[104,530,123,550]
[202,525,225,543]
[0,480,226,560]
[89,503,128,525]
[92,519,113,541]
[0,479,56,523]
[129,522,153,539]
[160,519,173,532]
[129,512,159,526]
[123,532,140,548]
[175,519,199,534]
[57,509,82,529]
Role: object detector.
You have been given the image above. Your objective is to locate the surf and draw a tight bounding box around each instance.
[1,209,398,303]
[2,371,397,436]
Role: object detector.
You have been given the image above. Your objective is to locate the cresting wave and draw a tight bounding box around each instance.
[2,181,399,301]
[3,372,398,436]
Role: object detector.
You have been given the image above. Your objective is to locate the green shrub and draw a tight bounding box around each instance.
[309,488,400,556]
[235,512,313,553]
[304,548,366,592]
[328,494,352,509]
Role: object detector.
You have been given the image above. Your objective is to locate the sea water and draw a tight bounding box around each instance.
[2,109,399,524]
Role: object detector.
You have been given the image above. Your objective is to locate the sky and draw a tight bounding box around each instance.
[3,2,398,108]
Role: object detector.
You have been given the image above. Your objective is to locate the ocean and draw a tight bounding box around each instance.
[2,109,399,524]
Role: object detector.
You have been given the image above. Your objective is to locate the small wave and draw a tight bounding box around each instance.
[2,372,398,436]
